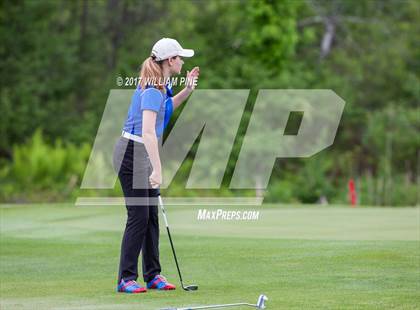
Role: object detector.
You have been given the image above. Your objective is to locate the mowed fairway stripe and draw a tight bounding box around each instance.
[1,204,419,309]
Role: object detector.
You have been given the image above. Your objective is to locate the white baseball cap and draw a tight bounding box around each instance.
[151,38,194,61]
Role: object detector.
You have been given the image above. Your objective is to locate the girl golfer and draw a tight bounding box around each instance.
[113,38,199,293]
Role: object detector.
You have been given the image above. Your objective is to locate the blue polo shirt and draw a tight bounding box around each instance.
[123,84,173,138]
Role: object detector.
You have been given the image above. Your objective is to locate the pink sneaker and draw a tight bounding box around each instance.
[147,275,176,290]
[117,279,147,293]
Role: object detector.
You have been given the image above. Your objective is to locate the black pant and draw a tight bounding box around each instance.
[113,137,161,283]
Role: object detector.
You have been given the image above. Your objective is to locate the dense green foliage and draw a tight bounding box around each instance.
[1,130,84,201]
[0,0,418,205]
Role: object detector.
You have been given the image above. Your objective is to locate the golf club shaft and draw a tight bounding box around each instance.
[177,303,255,310]
[158,195,185,287]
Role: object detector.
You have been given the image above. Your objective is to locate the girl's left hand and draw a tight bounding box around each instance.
[186,66,200,90]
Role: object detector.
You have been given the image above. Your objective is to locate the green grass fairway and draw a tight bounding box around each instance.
[1,203,419,309]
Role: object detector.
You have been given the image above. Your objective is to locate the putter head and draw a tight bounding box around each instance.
[257,294,268,309]
[183,284,198,291]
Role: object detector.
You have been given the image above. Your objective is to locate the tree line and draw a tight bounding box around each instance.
[0,0,418,205]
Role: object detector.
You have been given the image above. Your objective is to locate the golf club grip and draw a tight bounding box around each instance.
[158,196,170,227]
[166,226,184,284]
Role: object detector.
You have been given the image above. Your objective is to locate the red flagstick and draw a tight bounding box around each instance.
[348,178,357,207]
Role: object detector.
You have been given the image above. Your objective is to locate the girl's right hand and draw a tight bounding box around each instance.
[186,66,200,90]
[149,170,162,189]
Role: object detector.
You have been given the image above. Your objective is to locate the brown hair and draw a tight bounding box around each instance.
[138,55,166,90]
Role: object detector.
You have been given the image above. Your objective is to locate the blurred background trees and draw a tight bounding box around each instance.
[0,0,418,205]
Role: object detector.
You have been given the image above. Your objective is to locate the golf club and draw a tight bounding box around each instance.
[161,294,268,310]
[158,195,198,291]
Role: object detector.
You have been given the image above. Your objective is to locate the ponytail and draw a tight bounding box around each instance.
[139,55,165,90]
